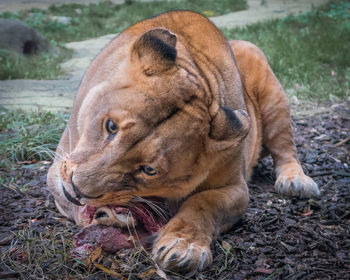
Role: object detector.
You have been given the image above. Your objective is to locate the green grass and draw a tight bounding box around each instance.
[222,1,350,100]
[0,110,68,162]
[0,0,246,80]
[0,0,247,43]
[0,2,349,165]
[0,47,72,80]
[1,2,349,163]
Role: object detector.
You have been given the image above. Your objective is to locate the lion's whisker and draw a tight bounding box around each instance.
[132,196,169,221]
[67,125,72,154]
[126,202,156,224]
[33,145,66,161]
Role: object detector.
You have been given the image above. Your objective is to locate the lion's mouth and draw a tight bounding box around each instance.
[72,198,168,257]
[62,185,83,206]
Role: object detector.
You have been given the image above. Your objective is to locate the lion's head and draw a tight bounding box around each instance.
[47,17,251,253]
[56,28,250,210]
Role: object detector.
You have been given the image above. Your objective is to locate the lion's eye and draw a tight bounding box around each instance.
[106,119,118,134]
[140,165,158,176]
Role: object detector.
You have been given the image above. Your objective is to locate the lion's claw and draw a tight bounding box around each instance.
[152,235,212,274]
[275,172,320,198]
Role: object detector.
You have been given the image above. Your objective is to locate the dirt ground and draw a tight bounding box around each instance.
[0,0,349,279]
[1,106,349,279]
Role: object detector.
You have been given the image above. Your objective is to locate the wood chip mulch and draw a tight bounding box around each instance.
[0,111,349,279]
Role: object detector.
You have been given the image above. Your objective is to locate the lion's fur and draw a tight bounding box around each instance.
[47,11,319,272]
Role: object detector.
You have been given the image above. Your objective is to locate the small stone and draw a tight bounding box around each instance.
[49,16,71,25]
[0,19,49,55]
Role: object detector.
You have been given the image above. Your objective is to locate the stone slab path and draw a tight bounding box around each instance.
[0,0,328,112]
[211,0,328,28]
[0,0,124,13]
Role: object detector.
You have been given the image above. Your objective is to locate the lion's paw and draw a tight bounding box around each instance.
[275,169,320,198]
[152,232,212,274]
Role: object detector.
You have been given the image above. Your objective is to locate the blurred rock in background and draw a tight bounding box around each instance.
[0,19,49,55]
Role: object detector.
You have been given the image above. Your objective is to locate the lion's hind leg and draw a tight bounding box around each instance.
[258,80,319,198]
[230,40,319,198]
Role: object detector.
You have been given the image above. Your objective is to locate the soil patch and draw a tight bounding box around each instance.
[0,111,349,279]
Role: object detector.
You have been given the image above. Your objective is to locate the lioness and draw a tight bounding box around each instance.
[47,11,319,273]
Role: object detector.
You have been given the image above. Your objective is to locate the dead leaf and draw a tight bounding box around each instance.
[88,247,102,263]
[334,137,350,147]
[222,240,231,251]
[156,268,168,280]
[9,247,18,254]
[301,210,313,216]
[18,160,37,165]
[254,267,273,274]
[110,262,120,270]
[94,263,126,279]
[0,235,13,246]
[22,163,41,169]
[9,248,27,261]
[7,184,20,193]
[45,199,50,208]
[138,268,156,278]
[56,217,71,224]
[280,241,295,252]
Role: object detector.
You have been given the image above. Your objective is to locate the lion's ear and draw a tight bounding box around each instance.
[131,28,177,75]
[207,108,251,152]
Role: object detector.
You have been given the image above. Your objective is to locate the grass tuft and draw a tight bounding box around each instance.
[0,0,246,80]
[0,0,247,43]
[0,109,68,162]
[0,47,72,80]
[222,1,350,100]
[1,226,164,279]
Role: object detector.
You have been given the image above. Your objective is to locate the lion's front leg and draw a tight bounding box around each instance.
[152,183,248,273]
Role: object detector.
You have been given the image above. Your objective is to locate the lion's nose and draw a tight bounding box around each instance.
[71,173,103,200]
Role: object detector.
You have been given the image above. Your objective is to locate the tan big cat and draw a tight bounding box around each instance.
[47,11,319,274]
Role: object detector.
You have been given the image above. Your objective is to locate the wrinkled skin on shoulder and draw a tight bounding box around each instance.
[47,11,319,274]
